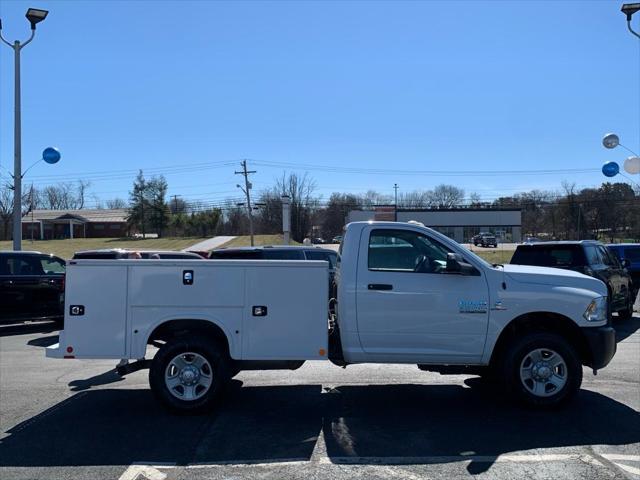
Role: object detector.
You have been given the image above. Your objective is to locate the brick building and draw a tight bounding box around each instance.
[21,209,129,240]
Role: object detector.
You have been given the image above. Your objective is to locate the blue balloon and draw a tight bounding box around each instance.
[602,161,619,178]
[42,147,61,164]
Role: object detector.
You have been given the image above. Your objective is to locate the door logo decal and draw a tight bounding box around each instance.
[458,300,487,313]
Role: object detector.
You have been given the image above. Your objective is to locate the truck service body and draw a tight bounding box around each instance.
[47,222,616,411]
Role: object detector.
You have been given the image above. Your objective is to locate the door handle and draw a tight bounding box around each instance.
[368,283,393,291]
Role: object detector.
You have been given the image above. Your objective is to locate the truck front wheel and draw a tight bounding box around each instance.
[149,337,230,413]
[502,332,582,408]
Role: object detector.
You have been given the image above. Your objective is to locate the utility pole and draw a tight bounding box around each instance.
[171,195,180,214]
[235,160,256,246]
[394,183,399,222]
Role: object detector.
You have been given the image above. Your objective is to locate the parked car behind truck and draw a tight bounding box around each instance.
[607,243,640,296]
[511,241,635,320]
[48,222,615,412]
[0,251,65,323]
[209,246,338,295]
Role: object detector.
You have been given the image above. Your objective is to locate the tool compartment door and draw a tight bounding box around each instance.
[243,262,328,360]
[61,264,128,358]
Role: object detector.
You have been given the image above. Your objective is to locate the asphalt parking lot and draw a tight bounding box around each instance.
[1,316,639,480]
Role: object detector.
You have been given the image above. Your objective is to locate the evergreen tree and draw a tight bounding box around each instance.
[127,170,149,238]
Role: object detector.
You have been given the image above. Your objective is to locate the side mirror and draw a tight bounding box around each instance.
[622,258,630,269]
[446,253,477,275]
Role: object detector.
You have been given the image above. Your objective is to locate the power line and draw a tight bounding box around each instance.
[249,159,601,177]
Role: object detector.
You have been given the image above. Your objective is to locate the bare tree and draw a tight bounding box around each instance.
[0,184,33,240]
[106,198,127,209]
[468,192,482,207]
[427,184,465,207]
[361,190,393,208]
[273,173,318,242]
[397,190,430,208]
[36,181,91,210]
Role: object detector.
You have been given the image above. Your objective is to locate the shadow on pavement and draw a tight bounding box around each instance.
[613,314,640,343]
[68,369,125,392]
[0,321,59,338]
[0,382,638,473]
[27,335,59,348]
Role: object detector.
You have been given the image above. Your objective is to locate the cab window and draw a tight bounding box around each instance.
[598,246,618,268]
[368,229,452,273]
[40,256,65,274]
[263,249,305,260]
[5,256,45,275]
[305,250,337,268]
[584,246,601,266]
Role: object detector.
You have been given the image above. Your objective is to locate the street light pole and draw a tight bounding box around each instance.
[0,8,49,251]
[13,40,24,251]
[393,183,399,222]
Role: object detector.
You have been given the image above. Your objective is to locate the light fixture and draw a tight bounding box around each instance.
[25,8,48,30]
[621,3,640,20]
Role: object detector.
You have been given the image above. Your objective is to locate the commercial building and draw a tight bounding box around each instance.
[21,209,129,239]
[347,206,522,243]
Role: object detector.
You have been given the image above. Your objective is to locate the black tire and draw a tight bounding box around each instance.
[617,293,634,320]
[149,336,230,413]
[501,332,582,408]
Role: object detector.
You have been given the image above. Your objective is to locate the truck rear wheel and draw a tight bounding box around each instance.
[502,332,582,408]
[149,336,230,413]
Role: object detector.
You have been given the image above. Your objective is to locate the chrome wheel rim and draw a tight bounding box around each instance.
[165,352,213,401]
[519,348,567,398]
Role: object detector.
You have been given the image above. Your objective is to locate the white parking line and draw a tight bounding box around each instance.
[616,463,640,476]
[119,464,169,480]
[122,452,640,477]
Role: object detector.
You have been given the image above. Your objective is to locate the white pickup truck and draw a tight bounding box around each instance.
[47,221,616,412]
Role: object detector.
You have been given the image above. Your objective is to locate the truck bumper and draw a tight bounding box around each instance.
[582,326,616,370]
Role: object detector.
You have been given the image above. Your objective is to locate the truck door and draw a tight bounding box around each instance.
[356,227,490,362]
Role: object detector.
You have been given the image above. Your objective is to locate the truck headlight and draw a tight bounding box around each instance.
[583,296,608,322]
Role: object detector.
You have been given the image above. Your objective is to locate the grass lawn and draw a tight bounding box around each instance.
[0,237,206,259]
[218,234,301,248]
[470,248,515,264]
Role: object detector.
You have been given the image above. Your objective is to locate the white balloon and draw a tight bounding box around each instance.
[624,156,640,175]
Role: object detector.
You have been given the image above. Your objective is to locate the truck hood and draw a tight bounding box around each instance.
[502,264,607,296]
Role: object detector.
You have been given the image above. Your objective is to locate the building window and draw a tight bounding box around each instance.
[93,224,105,230]
[431,226,456,240]
[109,224,121,230]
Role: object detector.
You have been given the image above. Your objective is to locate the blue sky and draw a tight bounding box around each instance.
[0,0,638,208]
